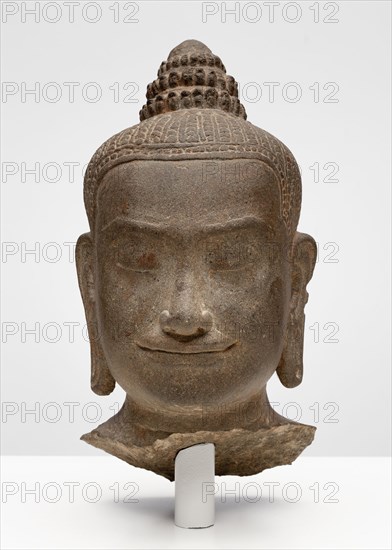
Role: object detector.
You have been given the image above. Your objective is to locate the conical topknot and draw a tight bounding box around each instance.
[168,40,213,60]
[139,40,246,122]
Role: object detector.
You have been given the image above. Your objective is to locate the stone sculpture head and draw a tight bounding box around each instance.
[76,40,317,479]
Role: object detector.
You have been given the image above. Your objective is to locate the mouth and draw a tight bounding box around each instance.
[135,341,238,355]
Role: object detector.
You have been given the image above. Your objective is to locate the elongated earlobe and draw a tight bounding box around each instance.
[277,232,317,388]
[76,233,115,396]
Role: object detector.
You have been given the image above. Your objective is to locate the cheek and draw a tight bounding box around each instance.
[95,263,162,344]
[207,265,289,345]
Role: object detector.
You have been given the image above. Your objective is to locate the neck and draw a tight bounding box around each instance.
[120,387,284,438]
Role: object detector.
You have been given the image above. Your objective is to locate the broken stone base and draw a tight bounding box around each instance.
[82,419,316,481]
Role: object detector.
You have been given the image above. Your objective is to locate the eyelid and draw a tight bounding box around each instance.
[116,251,159,272]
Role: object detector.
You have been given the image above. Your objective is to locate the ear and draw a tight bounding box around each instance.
[76,232,115,396]
[276,232,317,388]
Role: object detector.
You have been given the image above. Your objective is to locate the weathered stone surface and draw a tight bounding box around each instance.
[76,39,317,480]
[82,421,316,482]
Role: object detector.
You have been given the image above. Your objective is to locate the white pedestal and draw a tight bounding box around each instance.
[174,443,215,529]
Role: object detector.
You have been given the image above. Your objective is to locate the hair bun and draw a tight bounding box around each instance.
[139,40,247,122]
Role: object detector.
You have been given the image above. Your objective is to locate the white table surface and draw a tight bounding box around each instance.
[1,455,391,549]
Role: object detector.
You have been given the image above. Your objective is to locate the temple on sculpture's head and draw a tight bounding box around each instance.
[84,40,301,240]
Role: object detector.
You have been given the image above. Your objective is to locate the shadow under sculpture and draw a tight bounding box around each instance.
[76,40,317,481]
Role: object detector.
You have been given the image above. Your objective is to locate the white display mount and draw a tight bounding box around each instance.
[174,443,215,529]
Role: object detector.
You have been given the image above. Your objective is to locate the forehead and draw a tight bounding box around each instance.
[97,159,282,230]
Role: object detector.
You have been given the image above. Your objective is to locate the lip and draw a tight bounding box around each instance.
[135,341,238,355]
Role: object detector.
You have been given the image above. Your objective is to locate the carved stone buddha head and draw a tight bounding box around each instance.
[76,40,317,480]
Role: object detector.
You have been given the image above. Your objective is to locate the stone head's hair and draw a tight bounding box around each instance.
[84,40,302,238]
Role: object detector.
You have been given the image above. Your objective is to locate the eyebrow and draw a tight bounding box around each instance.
[100,216,274,236]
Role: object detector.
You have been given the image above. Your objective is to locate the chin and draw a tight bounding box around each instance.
[121,368,268,410]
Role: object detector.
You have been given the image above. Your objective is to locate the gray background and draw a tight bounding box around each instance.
[1,0,391,456]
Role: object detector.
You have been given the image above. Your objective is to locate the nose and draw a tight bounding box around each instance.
[159,268,213,341]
